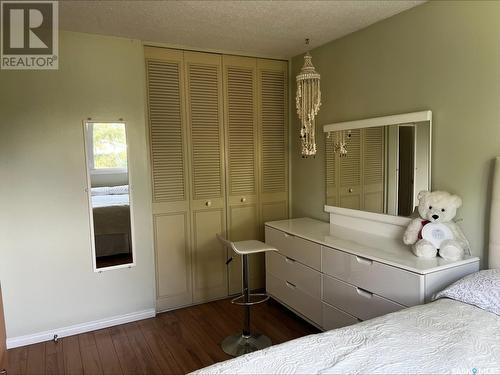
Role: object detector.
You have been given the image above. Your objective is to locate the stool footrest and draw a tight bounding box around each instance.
[231,293,269,306]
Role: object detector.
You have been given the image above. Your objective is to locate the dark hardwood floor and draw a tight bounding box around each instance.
[7,298,319,375]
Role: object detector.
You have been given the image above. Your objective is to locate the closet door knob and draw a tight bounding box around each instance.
[205,200,212,207]
[240,197,246,203]
[348,188,353,193]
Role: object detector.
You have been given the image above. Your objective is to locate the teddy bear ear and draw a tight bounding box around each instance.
[451,195,463,208]
[417,190,430,201]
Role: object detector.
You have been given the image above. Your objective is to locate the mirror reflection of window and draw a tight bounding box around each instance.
[84,121,134,270]
[91,122,128,170]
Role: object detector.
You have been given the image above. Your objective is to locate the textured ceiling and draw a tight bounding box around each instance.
[60,1,424,59]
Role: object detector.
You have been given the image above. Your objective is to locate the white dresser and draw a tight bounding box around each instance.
[265,216,480,330]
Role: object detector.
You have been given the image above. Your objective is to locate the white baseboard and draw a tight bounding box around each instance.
[6,308,156,349]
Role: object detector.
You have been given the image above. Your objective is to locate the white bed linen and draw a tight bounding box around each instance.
[193,299,500,374]
[91,193,129,208]
[91,185,129,196]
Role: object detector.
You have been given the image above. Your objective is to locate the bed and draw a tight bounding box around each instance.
[194,160,500,374]
[194,270,500,374]
[91,185,131,258]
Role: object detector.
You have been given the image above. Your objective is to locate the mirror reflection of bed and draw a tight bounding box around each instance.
[91,185,132,268]
[84,121,134,270]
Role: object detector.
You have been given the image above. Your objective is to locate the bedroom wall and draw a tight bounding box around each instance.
[291,1,500,266]
[0,32,155,338]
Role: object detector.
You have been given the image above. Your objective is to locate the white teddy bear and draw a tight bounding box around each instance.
[403,190,469,261]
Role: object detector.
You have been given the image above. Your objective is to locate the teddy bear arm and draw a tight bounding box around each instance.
[403,219,422,245]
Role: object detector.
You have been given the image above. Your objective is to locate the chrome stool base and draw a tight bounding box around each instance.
[215,234,278,358]
[221,333,272,357]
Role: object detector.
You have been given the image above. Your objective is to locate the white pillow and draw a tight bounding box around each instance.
[434,269,500,316]
[91,185,129,196]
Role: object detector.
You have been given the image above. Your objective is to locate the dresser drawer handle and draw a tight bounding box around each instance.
[356,287,374,299]
[355,256,373,265]
[285,281,297,289]
[285,256,296,263]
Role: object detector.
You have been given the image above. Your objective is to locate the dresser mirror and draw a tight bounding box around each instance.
[84,121,135,271]
[324,111,432,217]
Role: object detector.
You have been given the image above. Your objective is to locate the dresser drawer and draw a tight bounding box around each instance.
[266,251,321,298]
[321,246,423,306]
[267,273,322,325]
[323,275,405,321]
[265,227,321,270]
[322,302,359,331]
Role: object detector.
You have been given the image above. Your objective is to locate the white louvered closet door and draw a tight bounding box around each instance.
[184,51,228,303]
[145,47,193,311]
[258,59,289,235]
[363,126,385,213]
[339,129,362,210]
[325,133,338,206]
[223,56,261,294]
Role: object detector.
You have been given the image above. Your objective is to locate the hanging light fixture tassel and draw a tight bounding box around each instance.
[296,38,321,157]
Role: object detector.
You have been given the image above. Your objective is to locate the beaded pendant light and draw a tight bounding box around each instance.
[296,39,322,157]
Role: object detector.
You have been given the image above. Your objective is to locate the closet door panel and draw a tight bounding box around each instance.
[192,208,227,302]
[225,57,258,198]
[258,59,289,234]
[154,213,192,309]
[187,63,224,202]
[261,193,288,224]
[146,49,188,207]
[145,47,192,311]
[363,126,385,213]
[258,59,288,292]
[339,129,361,210]
[185,51,227,301]
[325,133,338,206]
[223,56,261,294]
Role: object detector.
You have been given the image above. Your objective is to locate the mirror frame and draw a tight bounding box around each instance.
[323,110,432,218]
[83,120,136,273]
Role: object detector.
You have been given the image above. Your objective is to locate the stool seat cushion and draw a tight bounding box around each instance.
[232,240,278,255]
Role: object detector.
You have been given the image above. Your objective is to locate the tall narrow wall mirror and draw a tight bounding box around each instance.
[324,111,432,217]
[84,121,135,271]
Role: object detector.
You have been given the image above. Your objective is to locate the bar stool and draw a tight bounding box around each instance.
[216,233,278,357]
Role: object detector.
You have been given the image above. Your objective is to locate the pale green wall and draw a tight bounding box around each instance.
[291,1,500,265]
[0,32,155,338]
